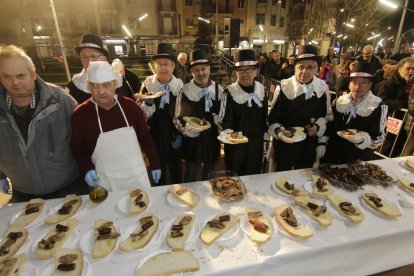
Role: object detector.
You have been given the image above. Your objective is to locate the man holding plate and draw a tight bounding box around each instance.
[268,45,331,171]
[174,49,223,182]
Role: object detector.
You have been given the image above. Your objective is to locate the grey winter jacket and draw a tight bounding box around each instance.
[0,77,80,195]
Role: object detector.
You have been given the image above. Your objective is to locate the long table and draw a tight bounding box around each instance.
[1,158,414,276]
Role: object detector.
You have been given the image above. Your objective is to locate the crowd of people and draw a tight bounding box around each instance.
[0,32,413,203]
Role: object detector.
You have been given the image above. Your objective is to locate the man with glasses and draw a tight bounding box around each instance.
[268,45,330,171]
[219,49,268,176]
[323,62,388,163]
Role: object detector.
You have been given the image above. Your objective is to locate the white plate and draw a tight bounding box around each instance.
[120,223,161,252]
[201,214,240,242]
[359,194,400,219]
[47,198,87,221]
[41,258,90,276]
[166,192,190,208]
[239,214,277,239]
[9,206,49,230]
[79,226,122,259]
[217,133,248,145]
[275,207,313,240]
[270,181,306,197]
[32,228,79,256]
[162,215,201,244]
[280,132,306,144]
[22,263,37,276]
[399,160,414,173]
[137,90,166,100]
[135,249,183,276]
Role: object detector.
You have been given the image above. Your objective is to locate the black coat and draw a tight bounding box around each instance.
[377,72,409,112]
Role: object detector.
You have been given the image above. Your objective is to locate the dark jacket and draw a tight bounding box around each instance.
[377,72,409,112]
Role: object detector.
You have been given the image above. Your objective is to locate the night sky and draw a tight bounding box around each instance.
[383,0,414,42]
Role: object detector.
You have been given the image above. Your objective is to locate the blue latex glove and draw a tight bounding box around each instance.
[0,178,11,194]
[85,170,99,188]
[151,170,161,184]
[171,135,182,149]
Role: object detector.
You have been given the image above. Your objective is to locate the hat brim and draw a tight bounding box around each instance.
[294,56,322,66]
[349,72,373,79]
[75,45,109,57]
[234,60,258,67]
[152,54,175,61]
[189,61,210,67]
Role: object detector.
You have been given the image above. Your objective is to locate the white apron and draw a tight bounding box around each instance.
[91,100,151,191]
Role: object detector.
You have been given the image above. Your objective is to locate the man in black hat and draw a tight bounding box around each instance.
[136,43,183,185]
[218,49,268,176]
[65,33,141,104]
[174,49,223,182]
[268,45,331,171]
[323,61,388,163]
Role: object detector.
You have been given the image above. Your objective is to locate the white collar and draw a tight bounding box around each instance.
[72,69,90,94]
[336,91,382,117]
[143,74,183,96]
[227,81,265,104]
[280,75,327,100]
[182,79,223,102]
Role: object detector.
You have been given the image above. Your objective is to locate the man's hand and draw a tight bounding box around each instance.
[151,170,161,184]
[0,178,11,194]
[305,125,318,137]
[85,170,99,188]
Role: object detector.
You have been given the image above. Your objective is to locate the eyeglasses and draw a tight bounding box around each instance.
[236,67,255,73]
[350,80,371,87]
[295,65,316,71]
[80,54,105,61]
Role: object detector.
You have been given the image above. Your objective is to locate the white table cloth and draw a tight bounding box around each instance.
[1,157,414,276]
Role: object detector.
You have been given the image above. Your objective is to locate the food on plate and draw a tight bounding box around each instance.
[294,196,333,227]
[200,212,239,245]
[137,251,199,276]
[53,248,83,276]
[245,208,272,244]
[318,164,365,191]
[350,161,396,185]
[227,131,248,143]
[45,194,82,224]
[275,176,308,196]
[129,188,149,215]
[36,219,79,259]
[120,213,159,251]
[0,227,28,263]
[183,116,211,130]
[168,185,200,208]
[11,198,45,227]
[92,220,120,258]
[166,214,195,251]
[209,176,246,201]
[311,175,333,197]
[274,204,313,239]
[405,158,414,170]
[399,178,414,193]
[361,190,401,218]
[281,127,304,142]
[340,129,357,137]
[327,194,365,224]
[0,253,26,276]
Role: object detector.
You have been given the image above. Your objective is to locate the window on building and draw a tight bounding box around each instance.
[238,0,245,8]
[271,15,276,26]
[185,0,193,6]
[279,16,285,28]
[256,13,265,25]
[128,16,136,28]
[185,18,194,28]
[257,0,267,4]
[240,19,244,29]
[163,17,173,34]
[75,14,86,27]
[162,0,172,10]
[281,0,286,8]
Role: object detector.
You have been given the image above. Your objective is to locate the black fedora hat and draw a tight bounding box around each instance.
[350,61,375,79]
[153,43,175,61]
[234,49,258,67]
[190,49,210,67]
[75,33,108,57]
[295,45,322,66]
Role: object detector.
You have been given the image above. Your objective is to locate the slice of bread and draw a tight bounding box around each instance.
[166,214,195,251]
[294,196,333,227]
[200,212,239,246]
[92,220,120,259]
[311,175,333,198]
[137,251,199,276]
[399,178,414,193]
[35,219,79,260]
[129,188,149,215]
[245,208,272,244]
[340,129,357,137]
[45,194,82,224]
[227,132,248,143]
[274,204,313,239]
[168,185,200,208]
[327,194,365,224]
[406,158,414,170]
[11,198,45,227]
[0,253,26,276]
[120,213,159,251]
[275,176,308,196]
[281,127,304,143]
[362,190,401,218]
[53,248,83,276]
[0,227,28,263]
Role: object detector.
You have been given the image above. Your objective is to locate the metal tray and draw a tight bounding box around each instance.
[348,161,398,186]
[317,163,365,191]
[208,170,247,202]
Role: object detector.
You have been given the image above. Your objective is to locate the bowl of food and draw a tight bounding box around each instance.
[208,171,247,202]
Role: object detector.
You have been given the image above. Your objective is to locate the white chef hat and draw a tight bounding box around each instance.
[86,61,123,91]
[111,58,124,73]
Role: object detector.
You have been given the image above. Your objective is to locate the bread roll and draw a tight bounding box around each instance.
[35,219,79,259]
[0,253,26,276]
[0,227,28,263]
[11,198,45,227]
[362,190,401,218]
[274,204,313,239]
[168,185,200,208]
[93,220,120,259]
[294,196,333,227]
[129,188,149,215]
[399,178,414,193]
[45,194,82,224]
[245,208,272,244]
[275,176,308,196]
[200,212,239,245]
[120,213,159,251]
[53,248,83,276]
[311,175,333,198]
[327,194,365,224]
[166,214,195,251]
[137,251,199,276]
